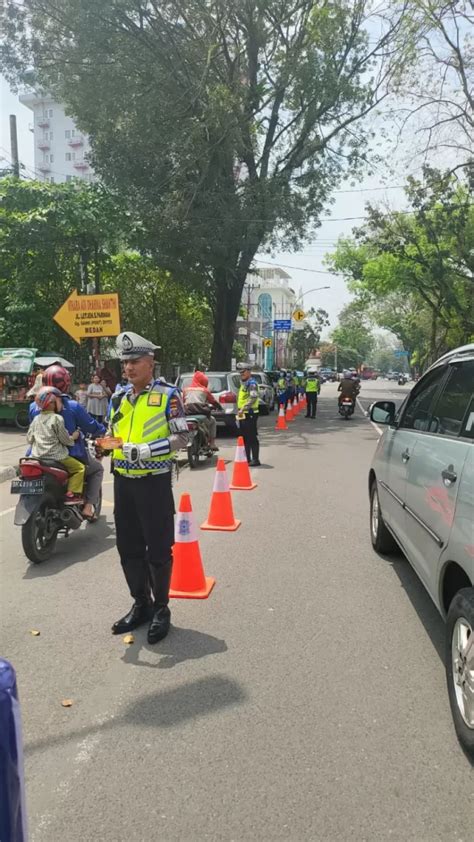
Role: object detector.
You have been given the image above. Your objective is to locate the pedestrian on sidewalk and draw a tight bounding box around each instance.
[86,374,109,423]
[109,331,189,643]
[236,364,260,466]
[305,370,320,419]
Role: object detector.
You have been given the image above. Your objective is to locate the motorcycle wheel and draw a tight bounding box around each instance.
[188,436,200,469]
[21,495,59,563]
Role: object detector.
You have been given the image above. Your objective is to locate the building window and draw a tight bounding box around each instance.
[50,154,54,163]
[65,152,71,161]
[50,176,55,183]
[43,131,48,140]
[48,108,53,117]
[66,175,72,182]
[72,152,76,160]
[71,129,75,137]
[65,130,70,139]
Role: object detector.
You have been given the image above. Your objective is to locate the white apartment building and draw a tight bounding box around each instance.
[237,267,298,369]
[18,91,94,184]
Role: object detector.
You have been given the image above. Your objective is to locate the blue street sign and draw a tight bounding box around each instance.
[273,319,292,331]
[394,350,409,357]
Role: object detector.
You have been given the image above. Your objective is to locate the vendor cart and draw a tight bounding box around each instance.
[0,348,37,430]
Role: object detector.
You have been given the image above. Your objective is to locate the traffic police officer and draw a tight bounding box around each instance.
[277,371,287,409]
[237,364,260,466]
[305,370,320,419]
[110,331,189,643]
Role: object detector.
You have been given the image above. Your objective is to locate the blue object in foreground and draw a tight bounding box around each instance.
[0,659,27,842]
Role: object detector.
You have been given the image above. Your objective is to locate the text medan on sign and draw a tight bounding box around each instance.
[53,290,121,344]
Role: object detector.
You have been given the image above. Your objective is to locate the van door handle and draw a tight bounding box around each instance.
[402,448,410,463]
[441,466,457,486]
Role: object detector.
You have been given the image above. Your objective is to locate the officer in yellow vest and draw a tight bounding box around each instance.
[236,364,260,466]
[305,369,320,419]
[109,331,189,643]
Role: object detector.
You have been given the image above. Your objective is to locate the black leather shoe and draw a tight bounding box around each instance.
[111,601,153,635]
[147,606,171,644]
[249,459,261,467]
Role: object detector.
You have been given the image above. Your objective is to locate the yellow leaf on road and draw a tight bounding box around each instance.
[30,630,41,636]
[123,634,135,645]
[61,699,73,707]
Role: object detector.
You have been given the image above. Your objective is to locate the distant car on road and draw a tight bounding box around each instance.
[319,368,337,382]
[368,343,474,758]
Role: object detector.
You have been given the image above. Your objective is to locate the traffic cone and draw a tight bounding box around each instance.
[201,459,241,531]
[285,403,294,422]
[170,494,215,598]
[230,437,257,490]
[275,405,288,430]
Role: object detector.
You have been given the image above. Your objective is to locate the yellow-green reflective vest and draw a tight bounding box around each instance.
[238,382,259,414]
[306,378,318,393]
[110,385,173,477]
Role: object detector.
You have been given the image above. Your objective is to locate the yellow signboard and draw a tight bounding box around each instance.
[292,308,306,322]
[263,338,273,347]
[53,289,120,344]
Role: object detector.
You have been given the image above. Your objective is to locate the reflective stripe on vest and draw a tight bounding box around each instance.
[237,383,259,413]
[111,386,173,476]
[306,379,318,393]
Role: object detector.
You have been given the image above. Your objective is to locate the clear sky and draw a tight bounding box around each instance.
[1,74,416,334]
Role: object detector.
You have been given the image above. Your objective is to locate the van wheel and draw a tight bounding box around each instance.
[370,482,397,554]
[446,589,474,759]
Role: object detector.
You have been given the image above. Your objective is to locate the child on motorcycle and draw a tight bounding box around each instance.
[26,386,85,503]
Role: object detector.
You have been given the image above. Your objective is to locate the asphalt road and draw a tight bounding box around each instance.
[0,381,472,842]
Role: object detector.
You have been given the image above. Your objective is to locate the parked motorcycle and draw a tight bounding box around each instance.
[339,397,355,420]
[185,415,214,469]
[11,440,102,564]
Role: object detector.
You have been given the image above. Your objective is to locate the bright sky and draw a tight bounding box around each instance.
[1,74,421,333]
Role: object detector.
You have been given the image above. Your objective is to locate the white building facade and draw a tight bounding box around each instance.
[19,91,94,184]
[237,267,298,369]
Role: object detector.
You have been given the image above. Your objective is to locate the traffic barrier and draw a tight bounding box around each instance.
[230,437,257,490]
[275,405,288,430]
[0,659,27,842]
[201,459,241,531]
[285,403,294,422]
[170,494,215,598]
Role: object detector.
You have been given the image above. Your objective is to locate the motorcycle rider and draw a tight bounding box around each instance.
[337,372,360,409]
[182,371,220,451]
[29,365,105,521]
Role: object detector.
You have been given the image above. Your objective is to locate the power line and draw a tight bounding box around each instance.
[254,259,340,276]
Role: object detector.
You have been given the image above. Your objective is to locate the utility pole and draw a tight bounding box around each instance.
[334,343,338,372]
[9,115,20,178]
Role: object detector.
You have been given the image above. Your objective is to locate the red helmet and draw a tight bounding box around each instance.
[35,386,62,411]
[42,364,71,394]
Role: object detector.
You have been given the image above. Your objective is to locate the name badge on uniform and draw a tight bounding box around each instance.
[147,391,163,407]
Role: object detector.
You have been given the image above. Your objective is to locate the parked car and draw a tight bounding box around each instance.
[368,343,474,758]
[250,371,276,415]
[319,368,337,382]
[177,372,241,432]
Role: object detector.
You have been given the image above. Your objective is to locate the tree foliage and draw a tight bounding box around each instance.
[289,307,329,368]
[327,167,474,369]
[329,300,375,368]
[0,0,412,368]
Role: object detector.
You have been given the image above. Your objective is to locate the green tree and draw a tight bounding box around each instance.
[0,177,125,357]
[330,301,375,368]
[102,254,213,374]
[1,0,411,368]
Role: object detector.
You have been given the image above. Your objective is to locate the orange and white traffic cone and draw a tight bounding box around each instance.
[170,494,215,598]
[275,405,288,430]
[285,403,294,423]
[201,458,241,531]
[230,436,257,490]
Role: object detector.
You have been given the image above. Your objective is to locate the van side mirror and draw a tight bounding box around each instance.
[370,401,396,425]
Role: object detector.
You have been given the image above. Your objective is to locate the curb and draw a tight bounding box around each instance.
[0,466,16,484]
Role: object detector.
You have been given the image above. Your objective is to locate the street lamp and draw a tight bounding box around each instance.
[294,286,330,307]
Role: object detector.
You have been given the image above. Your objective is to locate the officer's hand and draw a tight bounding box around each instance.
[123,443,152,464]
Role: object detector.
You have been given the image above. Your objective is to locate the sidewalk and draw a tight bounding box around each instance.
[0,428,27,482]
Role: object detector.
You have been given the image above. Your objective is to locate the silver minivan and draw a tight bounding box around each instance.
[368,344,474,758]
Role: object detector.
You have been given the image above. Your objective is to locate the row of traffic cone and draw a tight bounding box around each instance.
[275,392,306,429]
[169,438,257,599]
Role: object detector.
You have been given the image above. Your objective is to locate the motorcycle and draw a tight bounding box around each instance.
[398,374,407,385]
[185,415,214,469]
[339,396,355,420]
[11,439,102,564]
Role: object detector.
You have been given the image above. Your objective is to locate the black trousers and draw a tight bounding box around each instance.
[114,472,175,607]
[239,413,259,462]
[305,392,318,418]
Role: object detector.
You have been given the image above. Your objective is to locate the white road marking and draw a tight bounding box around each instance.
[357,397,383,436]
[0,506,15,518]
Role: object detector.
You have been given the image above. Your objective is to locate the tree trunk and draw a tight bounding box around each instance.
[210,269,245,369]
